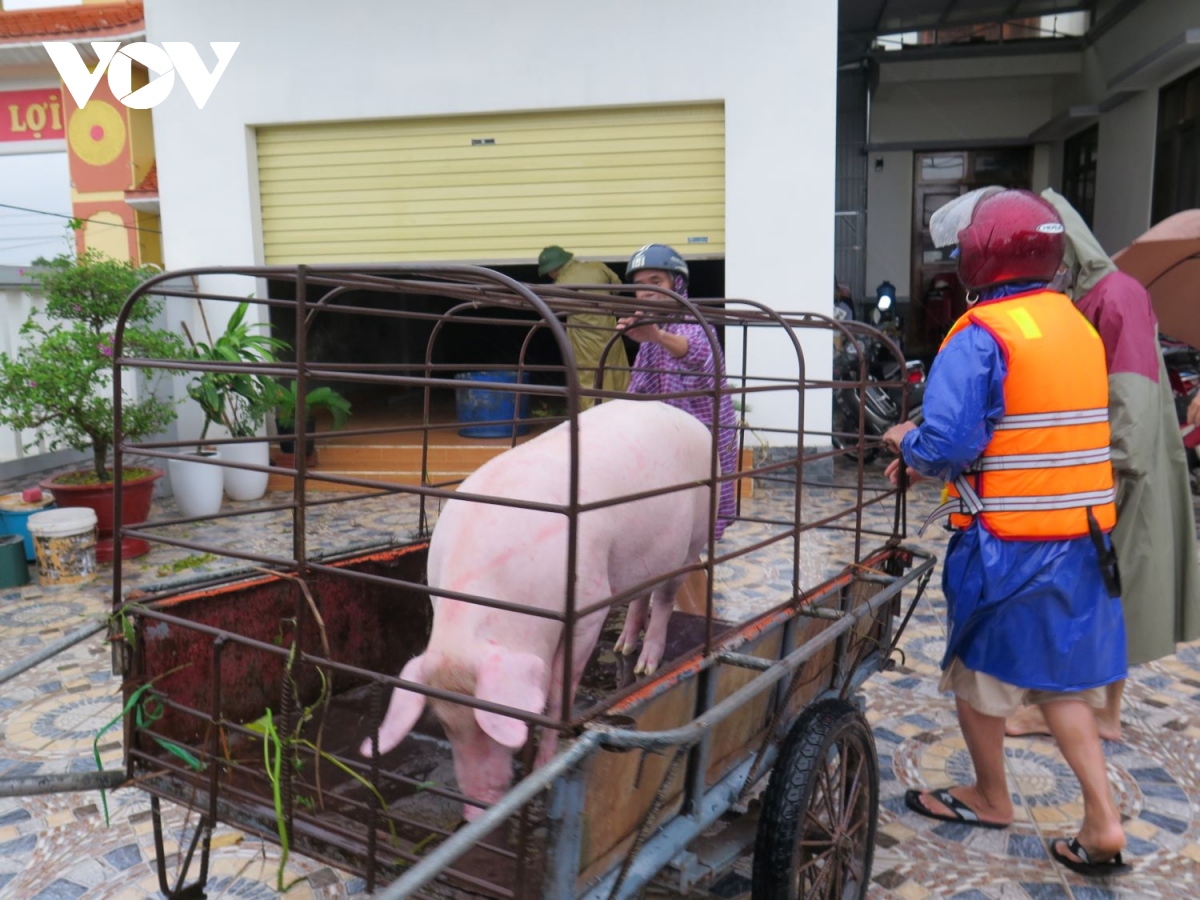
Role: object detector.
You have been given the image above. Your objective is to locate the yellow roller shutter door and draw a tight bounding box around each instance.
[256,104,724,264]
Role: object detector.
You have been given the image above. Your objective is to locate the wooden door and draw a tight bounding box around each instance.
[909,148,1031,360]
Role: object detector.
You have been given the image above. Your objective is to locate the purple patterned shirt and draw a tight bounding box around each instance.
[627,300,739,540]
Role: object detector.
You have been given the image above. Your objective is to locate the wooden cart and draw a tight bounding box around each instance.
[106,265,936,898]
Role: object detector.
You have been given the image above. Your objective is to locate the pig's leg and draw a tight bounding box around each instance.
[614,595,650,656]
[535,641,566,768]
[536,614,607,767]
[635,579,685,676]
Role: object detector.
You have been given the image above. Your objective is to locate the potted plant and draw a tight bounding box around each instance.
[272,380,352,464]
[179,300,289,508]
[0,250,185,552]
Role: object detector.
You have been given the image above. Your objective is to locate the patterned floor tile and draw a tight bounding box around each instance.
[0,458,1196,898]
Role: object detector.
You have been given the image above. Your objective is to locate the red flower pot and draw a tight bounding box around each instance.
[38,468,163,560]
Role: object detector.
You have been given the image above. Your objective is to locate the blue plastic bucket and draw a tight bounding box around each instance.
[454,371,532,438]
[0,492,57,562]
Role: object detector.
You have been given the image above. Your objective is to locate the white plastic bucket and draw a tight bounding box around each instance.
[28,507,98,586]
[221,441,270,501]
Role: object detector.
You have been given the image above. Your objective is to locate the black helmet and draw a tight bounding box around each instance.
[626,243,689,284]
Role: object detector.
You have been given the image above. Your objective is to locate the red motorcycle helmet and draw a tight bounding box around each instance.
[956,190,1066,291]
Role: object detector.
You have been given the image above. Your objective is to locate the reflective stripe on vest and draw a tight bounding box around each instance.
[919,486,1118,535]
[979,487,1116,511]
[976,446,1112,471]
[993,408,1109,430]
[924,291,1116,541]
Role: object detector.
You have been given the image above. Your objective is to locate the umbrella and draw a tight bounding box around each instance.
[1112,209,1200,350]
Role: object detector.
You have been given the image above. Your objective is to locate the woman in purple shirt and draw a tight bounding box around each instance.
[617,243,739,540]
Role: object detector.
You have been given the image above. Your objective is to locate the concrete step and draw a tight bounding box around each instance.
[312,443,518,468]
[267,447,757,496]
[266,469,470,493]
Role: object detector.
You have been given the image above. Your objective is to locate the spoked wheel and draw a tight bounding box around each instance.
[751,698,879,899]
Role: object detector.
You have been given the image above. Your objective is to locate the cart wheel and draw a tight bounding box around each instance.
[751,698,879,899]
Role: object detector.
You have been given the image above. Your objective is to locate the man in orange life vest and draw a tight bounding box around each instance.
[881,190,1128,877]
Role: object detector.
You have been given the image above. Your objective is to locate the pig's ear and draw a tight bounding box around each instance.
[362,654,427,757]
[474,651,548,749]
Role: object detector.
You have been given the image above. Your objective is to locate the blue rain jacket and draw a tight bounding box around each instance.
[900,298,1127,692]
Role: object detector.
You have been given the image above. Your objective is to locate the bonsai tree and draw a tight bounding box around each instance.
[0,250,186,483]
[184,300,290,443]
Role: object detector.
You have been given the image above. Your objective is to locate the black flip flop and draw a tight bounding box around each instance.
[1049,837,1130,877]
[904,788,1009,830]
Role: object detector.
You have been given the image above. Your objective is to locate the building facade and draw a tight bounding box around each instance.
[859,0,1199,359]
[145,0,839,442]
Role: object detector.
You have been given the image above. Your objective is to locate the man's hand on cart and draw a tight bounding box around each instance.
[882,421,922,488]
[1187,391,1200,430]
[885,458,924,487]
[882,420,917,456]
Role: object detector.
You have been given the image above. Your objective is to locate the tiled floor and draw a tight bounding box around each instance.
[0,459,1197,899]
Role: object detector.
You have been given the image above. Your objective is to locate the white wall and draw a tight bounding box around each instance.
[870,54,1077,146]
[0,284,38,464]
[1030,144,1052,193]
[871,81,1056,147]
[865,152,913,301]
[1087,0,1200,88]
[1093,90,1159,253]
[144,0,838,442]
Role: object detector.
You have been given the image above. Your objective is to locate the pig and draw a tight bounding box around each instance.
[359,399,714,821]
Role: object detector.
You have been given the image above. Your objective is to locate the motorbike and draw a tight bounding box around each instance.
[1161,334,1200,489]
[831,283,927,462]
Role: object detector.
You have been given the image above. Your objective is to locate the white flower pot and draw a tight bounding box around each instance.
[168,451,224,518]
[221,441,270,501]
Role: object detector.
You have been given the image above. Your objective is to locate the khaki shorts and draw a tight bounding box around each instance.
[939,656,1107,719]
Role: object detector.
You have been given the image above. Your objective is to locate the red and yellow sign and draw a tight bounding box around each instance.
[1,89,66,143]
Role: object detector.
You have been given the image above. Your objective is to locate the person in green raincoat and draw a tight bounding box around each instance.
[1005,190,1200,742]
[538,245,631,409]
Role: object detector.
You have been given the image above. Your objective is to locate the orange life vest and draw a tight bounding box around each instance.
[923,290,1116,541]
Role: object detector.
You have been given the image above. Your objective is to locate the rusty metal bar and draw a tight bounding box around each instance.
[201,635,226,890]
[0,769,126,797]
[714,651,774,672]
[123,605,568,731]
[108,263,919,898]
[127,738,508,854]
[366,679,382,893]
[294,266,310,576]
[301,561,566,622]
[580,547,936,729]
[150,795,171,897]
[574,546,924,725]
[375,731,602,900]
[0,621,106,686]
[588,551,936,751]
[136,775,517,897]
